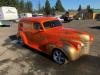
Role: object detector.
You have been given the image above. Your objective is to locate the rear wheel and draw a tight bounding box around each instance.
[52,49,66,65]
[17,37,24,46]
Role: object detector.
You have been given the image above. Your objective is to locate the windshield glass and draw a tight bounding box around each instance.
[43,20,62,29]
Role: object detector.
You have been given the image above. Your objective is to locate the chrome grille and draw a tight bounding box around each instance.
[81,41,90,55]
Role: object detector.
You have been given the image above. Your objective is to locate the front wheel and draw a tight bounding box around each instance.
[52,49,66,65]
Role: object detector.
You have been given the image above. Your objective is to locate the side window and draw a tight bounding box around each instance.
[18,22,23,30]
[19,22,23,27]
[23,22,33,29]
[33,22,42,30]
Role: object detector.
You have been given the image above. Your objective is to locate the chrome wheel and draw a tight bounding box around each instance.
[52,49,65,64]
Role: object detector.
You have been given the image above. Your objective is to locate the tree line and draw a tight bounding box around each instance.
[38,0,65,15]
[0,0,33,13]
[0,0,65,15]
[75,5,93,19]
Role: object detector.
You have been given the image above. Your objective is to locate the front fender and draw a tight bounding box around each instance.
[45,41,63,55]
[45,41,81,61]
[62,44,80,61]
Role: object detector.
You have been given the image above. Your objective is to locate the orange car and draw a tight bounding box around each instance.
[17,17,93,64]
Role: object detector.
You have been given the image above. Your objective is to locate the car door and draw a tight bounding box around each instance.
[29,22,48,47]
[22,22,34,44]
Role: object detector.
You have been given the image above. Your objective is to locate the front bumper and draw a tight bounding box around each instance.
[64,42,90,61]
[66,47,80,61]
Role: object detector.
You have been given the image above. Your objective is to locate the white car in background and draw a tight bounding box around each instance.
[19,13,32,18]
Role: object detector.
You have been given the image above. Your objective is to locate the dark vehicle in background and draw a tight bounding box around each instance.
[60,15,72,22]
[60,11,73,22]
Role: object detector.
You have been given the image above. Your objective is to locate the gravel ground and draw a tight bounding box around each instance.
[0,20,100,75]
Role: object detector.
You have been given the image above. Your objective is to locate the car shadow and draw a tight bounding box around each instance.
[2,35,100,75]
[2,35,20,51]
[89,26,100,30]
[2,34,52,61]
[29,55,100,75]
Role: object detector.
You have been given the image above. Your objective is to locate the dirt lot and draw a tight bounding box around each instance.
[0,20,100,75]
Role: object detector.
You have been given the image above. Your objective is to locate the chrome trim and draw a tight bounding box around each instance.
[63,44,80,60]
[63,42,90,61]
[80,41,90,55]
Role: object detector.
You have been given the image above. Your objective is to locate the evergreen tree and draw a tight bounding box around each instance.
[16,0,20,9]
[0,0,2,6]
[19,0,25,13]
[0,0,17,7]
[87,5,90,10]
[78,5,82,12]
[51,7,55,16]
[26,1,33,13]
[39,6,45,13]
[0,0,8,6]
[44,0,51,15]
[55,0,65,12]
[38,0,41,13]
[8,0,17,7]
[77,4,82,19]
[86,5,93,13]
[86,5,93,19]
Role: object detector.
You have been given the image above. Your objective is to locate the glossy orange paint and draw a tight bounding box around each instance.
[17,17,93,60]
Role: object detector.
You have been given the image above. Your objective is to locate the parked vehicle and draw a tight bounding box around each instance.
[19,13,32,18]
[60,15,72,22]
[55,15,64,22]
[17,17,93,64]
[0,6,18,26]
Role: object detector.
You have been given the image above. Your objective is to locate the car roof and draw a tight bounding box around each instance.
[20,17,58,23]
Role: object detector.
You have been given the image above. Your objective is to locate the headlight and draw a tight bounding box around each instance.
[80,34,90,41]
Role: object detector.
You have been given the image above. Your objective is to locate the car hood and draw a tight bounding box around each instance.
[45,26,82,41]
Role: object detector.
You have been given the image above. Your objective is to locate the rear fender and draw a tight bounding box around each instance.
[18,32,28,45]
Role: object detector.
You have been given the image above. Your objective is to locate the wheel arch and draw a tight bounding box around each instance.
[52,48,69,60]
[17,32,28,45]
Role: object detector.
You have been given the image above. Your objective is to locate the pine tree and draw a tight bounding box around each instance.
[51,7,55,16]
[87,5,93,12]
[44,0,51,15]
[8,0,17,7]
[26,1,33,13]
[0,0,8,6]
[38,0,41,13]
[87,5,90,10]
[55,0,65,12]
[0,0,17,7]
[78,5,82,12]
[86,5,93,19]
[19,0,25,13]
[0,0,2,6]
[16,0,20,9]
[39,6,45,13]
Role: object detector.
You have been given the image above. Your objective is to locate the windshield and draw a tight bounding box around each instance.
[43,20,62,29]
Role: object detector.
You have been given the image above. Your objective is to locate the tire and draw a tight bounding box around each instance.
[52,49,66,65]
[17,37,24,46]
